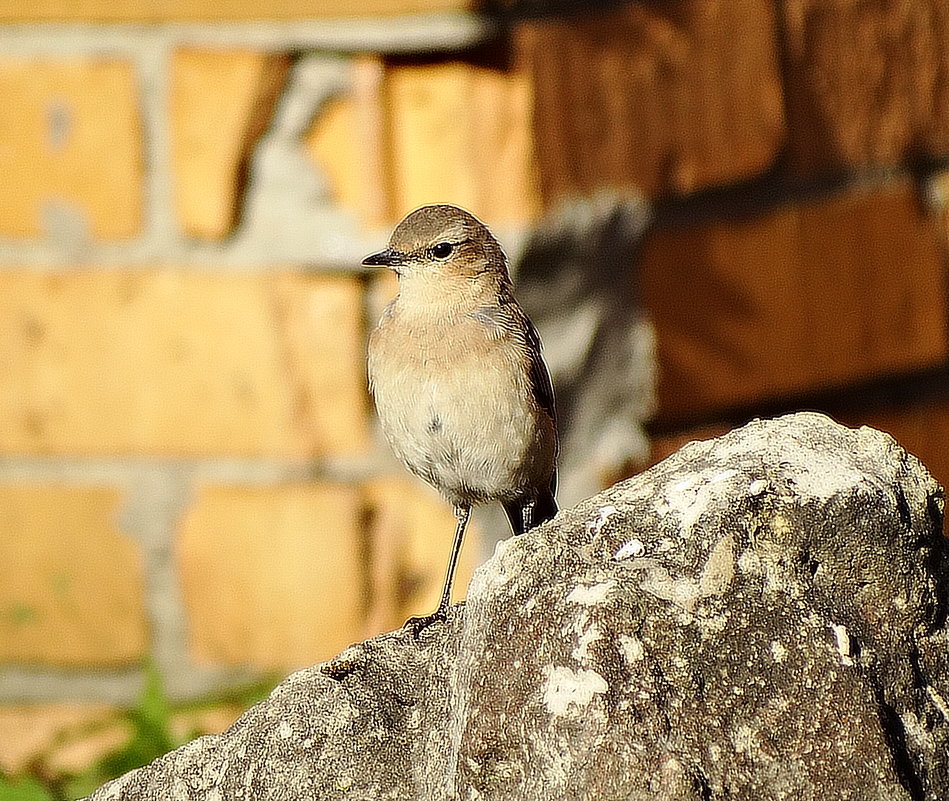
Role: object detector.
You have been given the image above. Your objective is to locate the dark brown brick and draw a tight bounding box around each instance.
[641,180,949,424]
[516,0,785,202]
[782,0,949,173]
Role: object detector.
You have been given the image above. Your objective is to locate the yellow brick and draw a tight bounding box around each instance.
[0,270,369,457]
[0,486,148,666]
[178,483,365,671]
[275,274,371,458]
[363,477,479,635]
[0,703,125,775]
[0,58,142,239]
[307,87,377,226]
[306,58,391,229]
[0,0,474,22]
[171,49,289,239]
[386,60,540,225]
[307,57,540,228]
[169,704,244,743]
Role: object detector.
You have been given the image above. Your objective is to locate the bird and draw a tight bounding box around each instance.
[363,204,559,633]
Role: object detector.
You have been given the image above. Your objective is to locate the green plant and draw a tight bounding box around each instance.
[0,774,56,801]
[4,662,278,801]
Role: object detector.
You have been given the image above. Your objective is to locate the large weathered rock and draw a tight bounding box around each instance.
[87,413,949,801]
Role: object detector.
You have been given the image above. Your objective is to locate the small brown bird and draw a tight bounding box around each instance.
[364,204,559,632]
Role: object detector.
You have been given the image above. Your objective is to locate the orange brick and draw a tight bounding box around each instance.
[178,483,365,671]
[516,0,785,202]
[0,486,148,667]
[364,477,479,635]
[0,270,368,458]
[642,181,949,424]
[783,0,949,174]
[306,57,391,229]
[171,49,289,240]
[0,703,125,775]
[384,55,540,225]
[0,0,474,22]
[0,58,142,239]
[307,53,540,228]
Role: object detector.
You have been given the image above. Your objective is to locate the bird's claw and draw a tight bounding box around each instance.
[403,607,448,639]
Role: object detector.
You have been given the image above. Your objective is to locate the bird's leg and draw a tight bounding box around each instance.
[519,499,536,534]
[405,504,471,637]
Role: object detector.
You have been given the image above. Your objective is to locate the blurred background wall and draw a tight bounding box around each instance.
[1,0,948,792]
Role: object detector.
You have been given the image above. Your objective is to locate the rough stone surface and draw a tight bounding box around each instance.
[85,413,949,801]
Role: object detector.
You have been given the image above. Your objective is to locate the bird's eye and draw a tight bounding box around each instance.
[432,242,454,259]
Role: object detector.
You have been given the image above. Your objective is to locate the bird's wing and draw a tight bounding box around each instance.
[472,294,559,502]
[519,308,559,502]
[522,311,557,426]
[471,298,556,426]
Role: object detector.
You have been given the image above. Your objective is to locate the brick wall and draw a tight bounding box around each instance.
[0,3,500,780]
[517,0,949,476]
[2,0,948,785]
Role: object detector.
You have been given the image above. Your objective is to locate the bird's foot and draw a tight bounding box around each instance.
[403,609,446,639]
[403,600,460,639]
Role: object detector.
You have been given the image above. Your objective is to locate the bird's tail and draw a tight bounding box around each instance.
[503,486,558,536]
[532,486,558,528]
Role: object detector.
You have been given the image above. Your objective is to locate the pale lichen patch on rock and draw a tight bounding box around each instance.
[566,580,615,606]
[542,665,609,717]
[698,532,736,598]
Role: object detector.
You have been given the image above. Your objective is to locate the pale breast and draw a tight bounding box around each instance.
[368,305,553,505]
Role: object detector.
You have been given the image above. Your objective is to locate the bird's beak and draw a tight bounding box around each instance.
[362,248,402,268]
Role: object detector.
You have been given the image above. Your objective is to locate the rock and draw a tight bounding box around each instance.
[85,412,949,801]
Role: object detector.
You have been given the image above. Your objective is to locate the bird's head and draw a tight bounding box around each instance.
[363,205,509,285]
